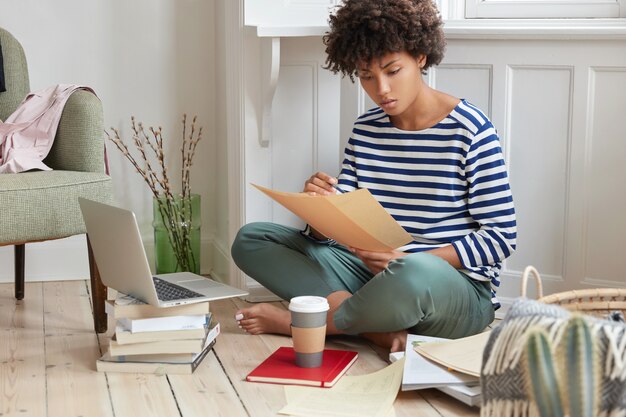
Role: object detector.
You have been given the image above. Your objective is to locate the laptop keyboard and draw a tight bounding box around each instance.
[153,277,205,301]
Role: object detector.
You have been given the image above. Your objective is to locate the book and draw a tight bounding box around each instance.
[390,334,478,390]
[252,184,412,251]
[246,347,358,388]
[104,293,210,320]
[117,313,210,333]
[107,321,221,363]
[109,321,220,356]
[389,348,481,407]
[115,323,208,345]
[438,384,482,408]
[96,339,216,374]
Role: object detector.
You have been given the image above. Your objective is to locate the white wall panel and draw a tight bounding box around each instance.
[584,68,626,285]
[437,39,626,308]
[271,64,315,227]
[506,67,573,282]
[244,36,341,229]
[241,36,341,298]
[243,34,273,225]
[432,65,493,119]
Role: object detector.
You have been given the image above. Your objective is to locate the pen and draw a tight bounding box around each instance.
[332,184,345,194]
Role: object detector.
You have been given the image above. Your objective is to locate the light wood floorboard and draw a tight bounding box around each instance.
[43,281,113,417]
[1,283,46,417]
[0,280,480,417]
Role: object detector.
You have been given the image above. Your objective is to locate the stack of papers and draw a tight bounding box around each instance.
[398,334,478,389]
[389,333,488,407]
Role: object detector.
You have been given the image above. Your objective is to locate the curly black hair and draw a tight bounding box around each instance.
[323,0,446,80]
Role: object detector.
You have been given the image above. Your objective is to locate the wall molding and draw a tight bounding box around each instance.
[581,277,626,288]
[225,0,247,290]
[248,19,626,40]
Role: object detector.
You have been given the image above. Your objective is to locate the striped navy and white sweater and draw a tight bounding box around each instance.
[336,100,517,308]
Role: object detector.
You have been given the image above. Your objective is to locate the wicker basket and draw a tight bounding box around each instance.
[520,265,626,319]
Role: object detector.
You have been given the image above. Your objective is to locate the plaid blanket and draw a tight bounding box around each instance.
[480,298,626,417]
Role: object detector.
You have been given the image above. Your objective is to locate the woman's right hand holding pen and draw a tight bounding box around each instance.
[302,172,340,241]
[303,171,339,196]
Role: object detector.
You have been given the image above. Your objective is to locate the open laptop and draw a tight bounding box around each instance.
[79,198,248,307]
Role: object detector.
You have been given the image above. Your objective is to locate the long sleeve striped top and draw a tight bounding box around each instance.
[336,100,517,305]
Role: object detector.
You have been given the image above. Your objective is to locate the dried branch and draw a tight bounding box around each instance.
[105,115,203,272]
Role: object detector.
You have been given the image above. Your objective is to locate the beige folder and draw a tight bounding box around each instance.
[413,331,491,378]
[253,184,412,252]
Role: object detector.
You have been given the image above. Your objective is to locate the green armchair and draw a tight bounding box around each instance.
[0,27,113,332]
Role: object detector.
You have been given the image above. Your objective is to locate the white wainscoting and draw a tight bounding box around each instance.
[435,39,626,312]
[242,34,342,299]
[238,33,626,308]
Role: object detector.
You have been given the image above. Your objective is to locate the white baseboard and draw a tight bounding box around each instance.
[0,236,90,283]
[243,282,281,302]
[494,296,516,319]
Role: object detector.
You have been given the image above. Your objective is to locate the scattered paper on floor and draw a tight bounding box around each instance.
[280,357,404,417]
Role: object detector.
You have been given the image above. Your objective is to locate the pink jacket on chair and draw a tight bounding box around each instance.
[0,84,96,173]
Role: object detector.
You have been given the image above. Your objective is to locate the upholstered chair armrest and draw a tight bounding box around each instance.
[44,89,105,173]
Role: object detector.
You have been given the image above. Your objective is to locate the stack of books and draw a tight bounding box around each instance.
[96,293,218,374]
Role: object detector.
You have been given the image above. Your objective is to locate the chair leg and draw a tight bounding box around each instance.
[15,244,25,300]
[87,236,108,333]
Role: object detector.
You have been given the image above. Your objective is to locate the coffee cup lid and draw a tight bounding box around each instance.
[289,296,329,313]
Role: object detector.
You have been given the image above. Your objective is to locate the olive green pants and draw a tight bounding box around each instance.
[231,222,494,338]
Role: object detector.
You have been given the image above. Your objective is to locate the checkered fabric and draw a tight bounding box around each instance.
[0,27,113,246]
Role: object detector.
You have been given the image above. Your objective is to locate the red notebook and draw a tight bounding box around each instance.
[246,347,358,388]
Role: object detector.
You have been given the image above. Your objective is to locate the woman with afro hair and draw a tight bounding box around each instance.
[232,0,516,352]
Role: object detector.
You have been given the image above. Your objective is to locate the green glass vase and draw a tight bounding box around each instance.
[152,193,201,274]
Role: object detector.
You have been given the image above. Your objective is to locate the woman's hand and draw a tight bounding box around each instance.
[350,248,406,275]
[304,172,338,196]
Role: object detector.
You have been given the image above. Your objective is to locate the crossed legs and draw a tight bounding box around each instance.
[231,222,494,351]
[235,290,408,351]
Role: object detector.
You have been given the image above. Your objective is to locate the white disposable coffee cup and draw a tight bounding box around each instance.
[289,296,329,368]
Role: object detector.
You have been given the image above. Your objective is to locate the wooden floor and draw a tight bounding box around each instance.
[0,280,479,417]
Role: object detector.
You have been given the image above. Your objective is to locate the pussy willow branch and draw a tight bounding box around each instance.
[105,115,203,271]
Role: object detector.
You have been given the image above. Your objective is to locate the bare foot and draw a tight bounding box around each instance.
[362,330,408,352]
[234,303,292,335]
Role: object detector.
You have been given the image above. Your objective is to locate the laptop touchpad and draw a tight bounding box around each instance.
[181,279,221,290]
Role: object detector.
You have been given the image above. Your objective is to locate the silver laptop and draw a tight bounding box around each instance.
[79,198,248,307]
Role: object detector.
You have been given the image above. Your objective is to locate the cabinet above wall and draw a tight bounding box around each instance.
[244,0,340,147]
[245,0,626,39]
[243,0,626,148]
[245,0,339,31]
